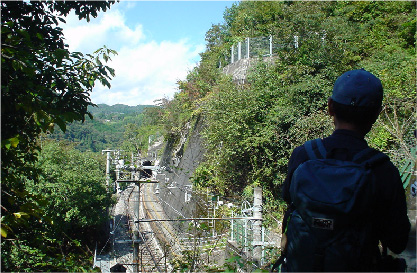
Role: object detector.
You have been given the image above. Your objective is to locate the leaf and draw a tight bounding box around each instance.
[225,256,241,263]
[1,136,20,149]
[54,117,67,132]
[11,59,26,71]
[1,226,7,238]
[107,67,116,77]
[100,78,110,88]
[95,56,102,66]
[55,48,67,63]
[93,47,103,54]
[13,212,29,219]
[9,137,19,148]
[33,112,41,126]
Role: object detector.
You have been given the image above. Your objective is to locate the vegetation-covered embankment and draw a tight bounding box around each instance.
[155,1,416,225]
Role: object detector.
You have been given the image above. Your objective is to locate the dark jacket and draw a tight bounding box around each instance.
[282,129,410,254]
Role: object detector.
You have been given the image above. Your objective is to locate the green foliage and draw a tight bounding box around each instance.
[1,1,117,271]
[2,0,117,215]
[2,139,114,272]
[1,0,117,155]
[91,103,152,119]
[30,140,112,229]
[196,58,334,202]
[122,123,162,154]
[49,104,155,152]
[224,2,285,38]
[162,1,416,226]
[120,105,164,153]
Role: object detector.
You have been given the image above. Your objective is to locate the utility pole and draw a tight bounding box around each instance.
[102,150,113,190]
[252,187,263,266]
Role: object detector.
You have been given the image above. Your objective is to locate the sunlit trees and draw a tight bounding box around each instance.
[163,1,416,223]
[1,1,117,270]
[2,140,114,271]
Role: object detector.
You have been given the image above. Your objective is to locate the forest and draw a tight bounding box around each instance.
[1,1,416,271]
[49,104,154,152]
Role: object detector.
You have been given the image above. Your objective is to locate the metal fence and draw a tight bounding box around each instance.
[230,35,299,64]
[229,204,278,266]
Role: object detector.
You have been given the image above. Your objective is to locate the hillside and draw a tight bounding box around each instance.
[89,104,151,121]
[152,3,416,269]
[48,104,155,152]
[156,1,416,221]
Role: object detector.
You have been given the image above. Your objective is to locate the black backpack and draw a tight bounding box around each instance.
[284,138,388,272]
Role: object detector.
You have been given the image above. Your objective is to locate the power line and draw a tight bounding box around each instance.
[135,217,262,222]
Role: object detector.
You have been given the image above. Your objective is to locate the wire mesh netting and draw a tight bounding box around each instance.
[228,35,300,65]
[248,37,271,58]
[231,216,279,266]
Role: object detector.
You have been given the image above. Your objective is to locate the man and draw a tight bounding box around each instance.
[281,69,410,271]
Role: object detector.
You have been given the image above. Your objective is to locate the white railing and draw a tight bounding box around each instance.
[230,35,299,64]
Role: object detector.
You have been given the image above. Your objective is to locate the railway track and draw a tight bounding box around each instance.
[110,186,135,269]
[94,184,167,273]
[127,183,167,272]
[96,179,232,273]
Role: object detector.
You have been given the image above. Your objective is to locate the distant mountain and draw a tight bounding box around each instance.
[88,104,153,122]
[49,104,156,152]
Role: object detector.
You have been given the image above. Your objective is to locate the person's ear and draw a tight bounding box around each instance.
[328,97,335,117]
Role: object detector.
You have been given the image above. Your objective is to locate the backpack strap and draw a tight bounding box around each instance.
[305,139,389,168]
[353,148,390,168]
[304,138,326,160]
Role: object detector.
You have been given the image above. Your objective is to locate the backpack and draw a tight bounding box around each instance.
[284,138,389,272]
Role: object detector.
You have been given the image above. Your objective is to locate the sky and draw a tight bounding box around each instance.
[61,1,235,106]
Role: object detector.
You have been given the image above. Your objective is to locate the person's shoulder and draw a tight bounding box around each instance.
[370,149,401,178]
[293,144,307,154]
[291,143,308,159]
[377,156,399,172]
[368,148,396,166]
[288,142,310,169]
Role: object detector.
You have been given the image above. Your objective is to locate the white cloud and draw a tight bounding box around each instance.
[63,9,145,52]
[91,39,200,106]
[61,6,202,106]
